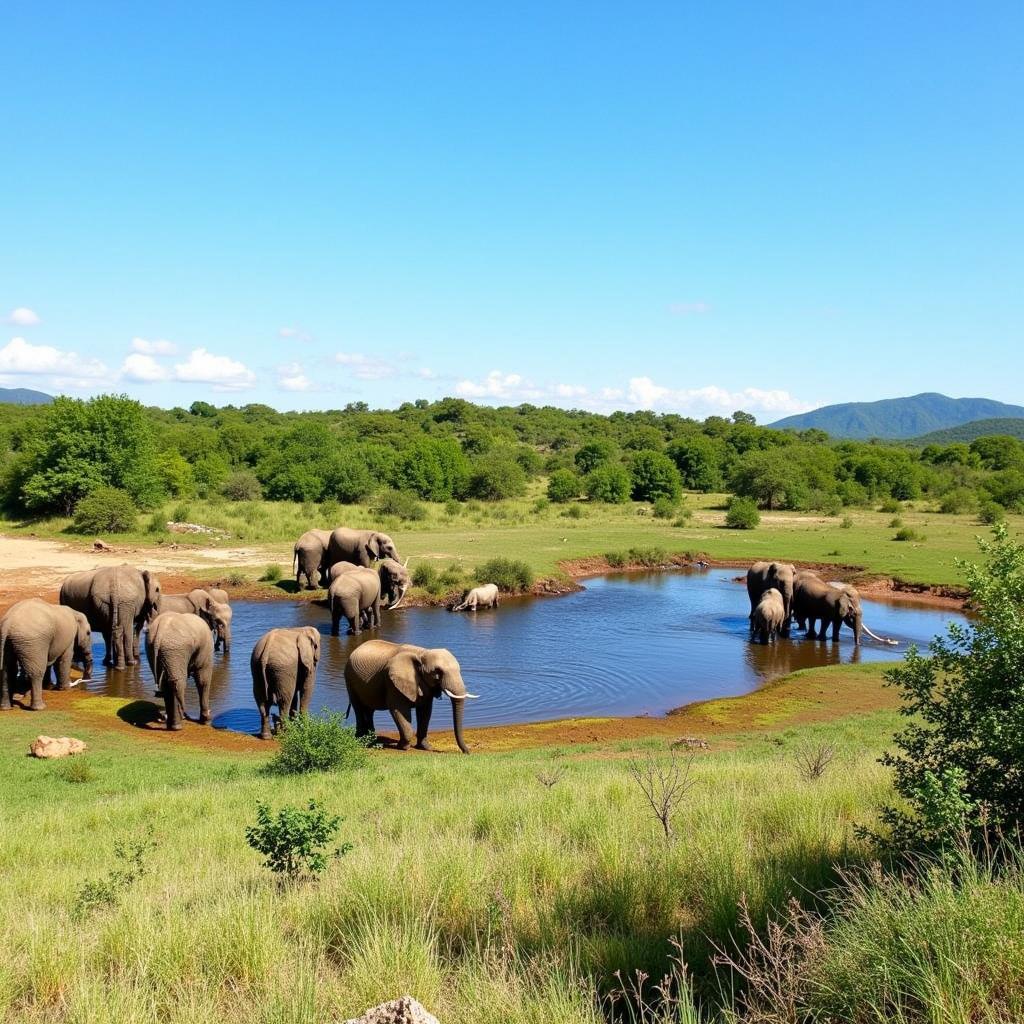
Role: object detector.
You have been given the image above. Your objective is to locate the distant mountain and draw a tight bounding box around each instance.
[770,393,1024,439]
[912,418,1024,445]
[0,386,52,406]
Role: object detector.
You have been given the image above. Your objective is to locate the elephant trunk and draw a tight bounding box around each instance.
[389,585,408,611]
[451,694,469,754]
[79,649,94,683]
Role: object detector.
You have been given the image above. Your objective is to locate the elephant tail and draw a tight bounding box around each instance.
[292,546,299,576]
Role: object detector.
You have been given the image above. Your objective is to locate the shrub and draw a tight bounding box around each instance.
[73,829,157,919]
[532,496,550,514]
[652,496,678,519]
[443,499,460,517]
[584,464,632,504]
[840,515,854,529]
[725,496,760,529]
[822,494,844,517]
[56,759,95,784]
[467,450,527,500]
[939,488,976,515]
[894,527,923,542]
[221,470,263,502]
[475,557,533,593]
[260,564,283,583]
[561,504,584,519]
[170,502,191,522]
[372,489,426,522]
[629,450,683,503]
[673,509,693,528]
[876,525,1024,850]
[145,512,167,535]
[267,713,369,775]
[879,497,901,514]
[224,570,247,587]
[71,487,138,534]
[245,800,350,881]
[438,565,464,588]
[546,469,582,503]
[412,564,438,589]
[605,551,628,568]
[978,500,1005,525]
[889,516,904,529]
[627,546,668,567]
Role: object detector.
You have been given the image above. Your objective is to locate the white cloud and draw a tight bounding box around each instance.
[455,370,544,401]
[278,326,312,341]
[668,301,711,316]
[553,383,589,399]
[414,367,437,380]
[173,348,256,391]
[131,337,178,355]
[335,352,399,380]
[6,307,41,327]
[625,377,811,415]
[0,336,106,378]
[277,362,312,391]
[121,353,170,382]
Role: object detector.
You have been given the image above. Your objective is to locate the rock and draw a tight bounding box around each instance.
[93,539,113,551]
[344,996,439,1024]
[30,736,87,759]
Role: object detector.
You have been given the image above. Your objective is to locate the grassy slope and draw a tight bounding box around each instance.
[0,664,899,1024]
[5,488,1019,586]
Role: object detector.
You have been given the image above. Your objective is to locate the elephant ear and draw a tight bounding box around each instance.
[297,633,316,677]
[364,535,381,561]
[388,650,423,703]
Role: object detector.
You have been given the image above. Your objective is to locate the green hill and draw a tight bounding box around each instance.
[912,417,1024,444]
[771,393,1024,439]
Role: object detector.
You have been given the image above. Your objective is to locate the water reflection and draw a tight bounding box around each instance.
[83,569,965,735]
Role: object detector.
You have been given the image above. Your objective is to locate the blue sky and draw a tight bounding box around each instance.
[2,2,1021,420]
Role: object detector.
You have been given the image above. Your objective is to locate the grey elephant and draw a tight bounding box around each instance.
[145,612,214,730]
[747,561,795,635]
[344,639,478,753]
[329,567,381,635]
[792,574,855,642]
[251,626,321,740]
[828,582,894,645]
[453,583,500,612]
[326,528,400,569]
[60,565,161,669]
[749,588,785,644]
[0,599,93,711]
[791,569,821,631]
[159,590,233,652]
[293,529,333,590]
[377,557,411,609]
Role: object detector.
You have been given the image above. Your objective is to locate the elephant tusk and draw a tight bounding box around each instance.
[389,587,408,611]
[444,689,479,700]
[862,623,898,645]
[403,557,410,567]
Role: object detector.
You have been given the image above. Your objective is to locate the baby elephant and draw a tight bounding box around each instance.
[750,587,786,645]
[251,626,320,740]
[329,567,381,636]
[159,590,232,653]
[146,612,214,730]
[0,599,93,711]
[452,583,500,612]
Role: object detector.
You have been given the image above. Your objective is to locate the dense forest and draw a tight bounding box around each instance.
[1,395,1023,527]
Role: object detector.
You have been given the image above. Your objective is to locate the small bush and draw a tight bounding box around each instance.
[561,504,585,519]
[672,510,693,528]
[73,829,157,919]
[245,800,350,881]
[443,499,460,517]
[475,557,534,593]
[372,489,426,521]
[71,487,138,534]
[939,488,977,515]
[412,564,438,589]
[894,527,924,542]
[584,464,632,504]
[978,500,1005,525]
[438,565,465,588]
[628,546,668,567]
[822,494,844,517]
[546,470,582,503]
[260,564,283,583]
[879,497,901,514]
[840,515,854,529]
[652,496,678,519]
[224,570,247,587]
[145,512,167,535]
[725,496,760,530]
[221,470,263,502]
[170,503,191,522]
[889,516,904,529]
[268,713,370,775]
[532,496,550,514]
[56,759,95,784]
[605,551,628,568]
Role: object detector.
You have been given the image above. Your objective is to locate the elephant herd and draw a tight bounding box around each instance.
[0,526,484,755]
[746,560,892,646]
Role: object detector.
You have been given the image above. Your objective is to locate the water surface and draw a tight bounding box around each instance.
[84,569,966,735]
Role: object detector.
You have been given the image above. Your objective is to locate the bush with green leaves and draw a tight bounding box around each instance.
[546,469,582,503]
[876,525,1024,851]
[894,527,924,542]
[245,800,350,881]
[879,497,901,514]
[412,563,438,589]
[475,557,534,593]
[74,829,157,919]
[651,496,678,519]
[71,487,138,534]
[605,551,628,568]
[627,546,668,567]
[584,464,632,504]
[939,488,977,515]
[629,450,682,503]
[561,504,584,519]
[221,469,263,501]
[978,500,1006,525]
[372,489,426,521]
[267,712,369,775]
[725,496,760,530]
[259,564,283,583]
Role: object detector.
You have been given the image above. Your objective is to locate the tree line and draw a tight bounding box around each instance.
[0,394,1022,523]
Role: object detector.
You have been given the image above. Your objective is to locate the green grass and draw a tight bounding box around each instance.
[5,485,1020,586]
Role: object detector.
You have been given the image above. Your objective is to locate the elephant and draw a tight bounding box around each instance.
[293,529,333,590]
[344,639,478,753]
[749,588,785,644]
[0,599,93,711]
[251,626,321,740]
[157,590,233,652]
[326,528,400,570]
[453,583,500,612]
[792,574,856,642]
[59,565,161,669]
[329,568,382,635]
[145,612,214,730]
[829,583,895,645]
[747,562,796,635]
[791,569,822,631]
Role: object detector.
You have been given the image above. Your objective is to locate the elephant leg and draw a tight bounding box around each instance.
[195,669,212,724]
[0,655,10,711]
[29,669,46,711]
[347,606,360,636]
[415,697,434,750]
[831,617,842,642]
[102,627,114,667]
[257,700,273,740]
[386,695,416,749]
[54,650,72,691]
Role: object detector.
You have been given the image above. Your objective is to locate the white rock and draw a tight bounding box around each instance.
[344,996,439,1024]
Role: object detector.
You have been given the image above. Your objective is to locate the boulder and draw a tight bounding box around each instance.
[30,736,87,759]
[344,997,439,1024]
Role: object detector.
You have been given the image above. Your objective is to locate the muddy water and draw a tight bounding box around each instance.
[84,568,966,735]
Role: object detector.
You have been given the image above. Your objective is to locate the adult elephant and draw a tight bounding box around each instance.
[251,626,321,740]
[830,583,895,645]
[746,562,796,635]
[145,612,214,730]
[0,599,93,711]
[792,574,857,642]
[377,557,411,610]
[60,565,161,669]
[344,639,478,753]
[329,567,381,635]
[293,529,333,590]
[326,528,400,570]
[159,590,233,653]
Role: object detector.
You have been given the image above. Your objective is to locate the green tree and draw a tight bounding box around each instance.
[547,469,582,503]
[468,449,527,500]
[729,449,807,510]
[666,437,724,491]
[585,464,632,503]
[629,451,682,502]
[574,441,618,474]
[396,438,470,501]
[877,526,1024,850]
